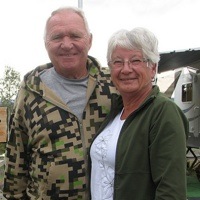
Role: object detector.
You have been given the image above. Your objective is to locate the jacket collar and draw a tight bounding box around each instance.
[22,56,102,95]
[111,85,160,118]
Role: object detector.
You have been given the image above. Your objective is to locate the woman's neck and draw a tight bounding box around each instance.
[121,87,152,120]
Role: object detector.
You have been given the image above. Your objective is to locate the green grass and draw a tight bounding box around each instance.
[187,173,200,198]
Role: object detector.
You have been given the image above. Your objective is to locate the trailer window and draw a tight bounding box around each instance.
[182,83,192,102]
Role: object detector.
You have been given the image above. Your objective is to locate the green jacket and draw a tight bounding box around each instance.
[89,85,188,200]
[3,56,119,199]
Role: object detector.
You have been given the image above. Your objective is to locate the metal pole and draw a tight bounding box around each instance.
[78,0,83,9]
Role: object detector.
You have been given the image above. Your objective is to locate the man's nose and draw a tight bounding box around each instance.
[61,36,73,49]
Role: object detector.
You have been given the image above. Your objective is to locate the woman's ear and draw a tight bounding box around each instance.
[151,63,157,79]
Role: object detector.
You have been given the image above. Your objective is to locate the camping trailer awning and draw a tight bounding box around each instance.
[158,48,200,73]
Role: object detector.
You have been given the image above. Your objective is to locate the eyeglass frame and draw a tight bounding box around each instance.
[108,57,150,69]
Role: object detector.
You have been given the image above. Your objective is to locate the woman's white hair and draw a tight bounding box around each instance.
[107,27,160,65]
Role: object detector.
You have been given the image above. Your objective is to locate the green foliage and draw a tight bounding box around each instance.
[0,66,21,113]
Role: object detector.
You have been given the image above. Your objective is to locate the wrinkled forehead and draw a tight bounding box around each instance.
[47,11,87,32]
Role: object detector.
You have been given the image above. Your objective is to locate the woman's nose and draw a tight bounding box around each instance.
[121,61,133,73]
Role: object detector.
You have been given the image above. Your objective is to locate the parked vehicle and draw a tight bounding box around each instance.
[173,66,200,169]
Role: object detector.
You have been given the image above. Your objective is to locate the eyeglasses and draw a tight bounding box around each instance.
[108,58,149,69]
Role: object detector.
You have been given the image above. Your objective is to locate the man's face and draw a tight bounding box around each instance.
[45,11,92,78]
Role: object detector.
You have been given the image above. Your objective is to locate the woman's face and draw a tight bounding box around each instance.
[109,46,156,97]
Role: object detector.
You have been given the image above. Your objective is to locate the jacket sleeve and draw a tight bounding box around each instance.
[149,100,188,200]
[3,88,29,199]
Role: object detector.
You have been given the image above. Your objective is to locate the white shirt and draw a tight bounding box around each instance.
[90,111,125,200]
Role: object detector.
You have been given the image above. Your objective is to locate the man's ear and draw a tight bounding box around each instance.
[88,33,93,50]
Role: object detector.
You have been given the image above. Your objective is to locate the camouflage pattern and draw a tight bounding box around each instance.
[3,56,118,199]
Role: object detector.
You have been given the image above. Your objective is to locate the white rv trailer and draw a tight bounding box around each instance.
[173,66,200,168]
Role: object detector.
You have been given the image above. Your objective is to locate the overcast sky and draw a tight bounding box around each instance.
[1,0,200,78]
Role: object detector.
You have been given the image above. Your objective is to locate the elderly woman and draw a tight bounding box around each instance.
[89,27,188,200]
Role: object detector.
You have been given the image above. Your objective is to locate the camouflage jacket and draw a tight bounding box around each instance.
[3,56,118,199]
